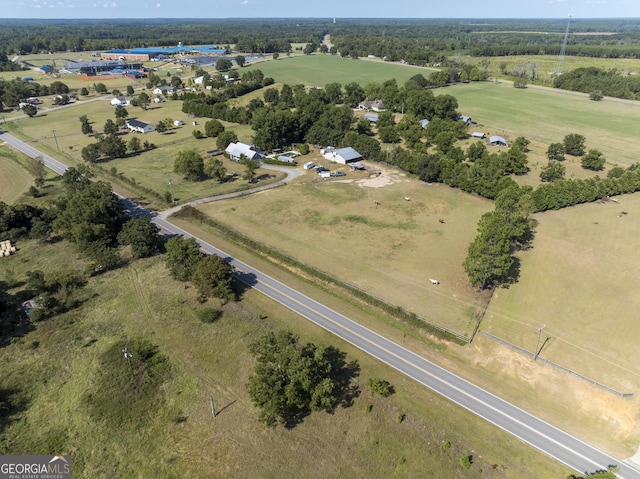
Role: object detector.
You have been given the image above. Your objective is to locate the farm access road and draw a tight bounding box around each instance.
[1,129,639,479]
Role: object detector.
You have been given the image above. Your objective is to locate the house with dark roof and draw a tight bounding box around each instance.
[489,136,508,147]
[357,99,385,111]
[127,119,155,134]
[225,142,265,161]
[321,147,363,164]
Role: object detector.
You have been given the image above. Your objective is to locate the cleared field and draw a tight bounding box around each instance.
[484,192,640,395]
[449,81,640,167]
[244,54,433,87]
[0,239,568,478]
[198,164,494,336]
[0,149,33,203]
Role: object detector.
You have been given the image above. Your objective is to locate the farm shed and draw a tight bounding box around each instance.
[472,132,486,139]
[489,136,508,147]
[225,142,265,161]
[321,147,363,164]
[364,113,379,123]
[127,119,155,134]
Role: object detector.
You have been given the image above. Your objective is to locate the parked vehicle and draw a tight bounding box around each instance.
[303,161,315,170]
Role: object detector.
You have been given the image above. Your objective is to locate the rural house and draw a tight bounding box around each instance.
[357,99,385,111]
[110,96,130,107]
[152,85,178,95]
[127,119,155,134]
[321,147,363,164]
[225,142,265,161]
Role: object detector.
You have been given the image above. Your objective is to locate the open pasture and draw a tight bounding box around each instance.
[484,192,640,394]
[244,54,432,87]
[198,165,494,335]
[0,148,34,203]
[449,81,640,167]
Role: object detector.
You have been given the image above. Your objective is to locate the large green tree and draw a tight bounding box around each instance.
[191,254,235,302]
[174,149,205,181]
[165,236,205,282]
[247,331,356,428]
[563,133,586,156]
[117,216,160,258]
[581,149,606,171]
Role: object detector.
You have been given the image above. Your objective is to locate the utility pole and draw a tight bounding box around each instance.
[533,323,546,361]
[168,178,174,204]
[52,129,59,150]
[210,397,216,418]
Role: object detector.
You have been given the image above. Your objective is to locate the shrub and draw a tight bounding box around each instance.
[196,307,222,323]
[369,378,394,397]
[460,455,472,469]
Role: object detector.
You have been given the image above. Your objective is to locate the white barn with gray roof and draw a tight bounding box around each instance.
[321,147,362,164]
[225,142,265,161]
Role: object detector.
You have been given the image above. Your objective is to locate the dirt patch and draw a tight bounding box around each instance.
[349,163,409,189]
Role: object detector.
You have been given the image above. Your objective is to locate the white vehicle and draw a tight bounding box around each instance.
[303,161,315,170]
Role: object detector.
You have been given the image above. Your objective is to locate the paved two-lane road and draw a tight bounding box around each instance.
[2,129,638,478]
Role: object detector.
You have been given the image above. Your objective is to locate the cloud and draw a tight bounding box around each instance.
[242,0,249,4]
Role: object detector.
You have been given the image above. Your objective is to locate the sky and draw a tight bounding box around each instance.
[3,0,640,19]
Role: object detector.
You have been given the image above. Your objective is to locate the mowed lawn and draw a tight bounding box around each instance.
[244,54,434,86]
[448,81,640,167]
[198,167,494,336]
[0,149,33,203]
[484,193,640,393]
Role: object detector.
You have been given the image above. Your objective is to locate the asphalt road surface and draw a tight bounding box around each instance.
[2,129,638,478]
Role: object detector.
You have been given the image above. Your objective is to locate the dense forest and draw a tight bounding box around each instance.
[3,18,640,60]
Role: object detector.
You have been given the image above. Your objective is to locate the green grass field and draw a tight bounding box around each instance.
[0,147,34,203]
[484,192,640,394]
[449,81,640,167]
[245,54,433,87]
[0,238,569,478]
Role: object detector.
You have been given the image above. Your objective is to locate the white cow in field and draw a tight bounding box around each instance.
[429,279,439,285]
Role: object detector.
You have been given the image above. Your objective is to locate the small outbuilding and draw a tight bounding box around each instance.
[489,136,508,147]
[472,132,486,139]
[420,119,430,129]
[364,113,379,123]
